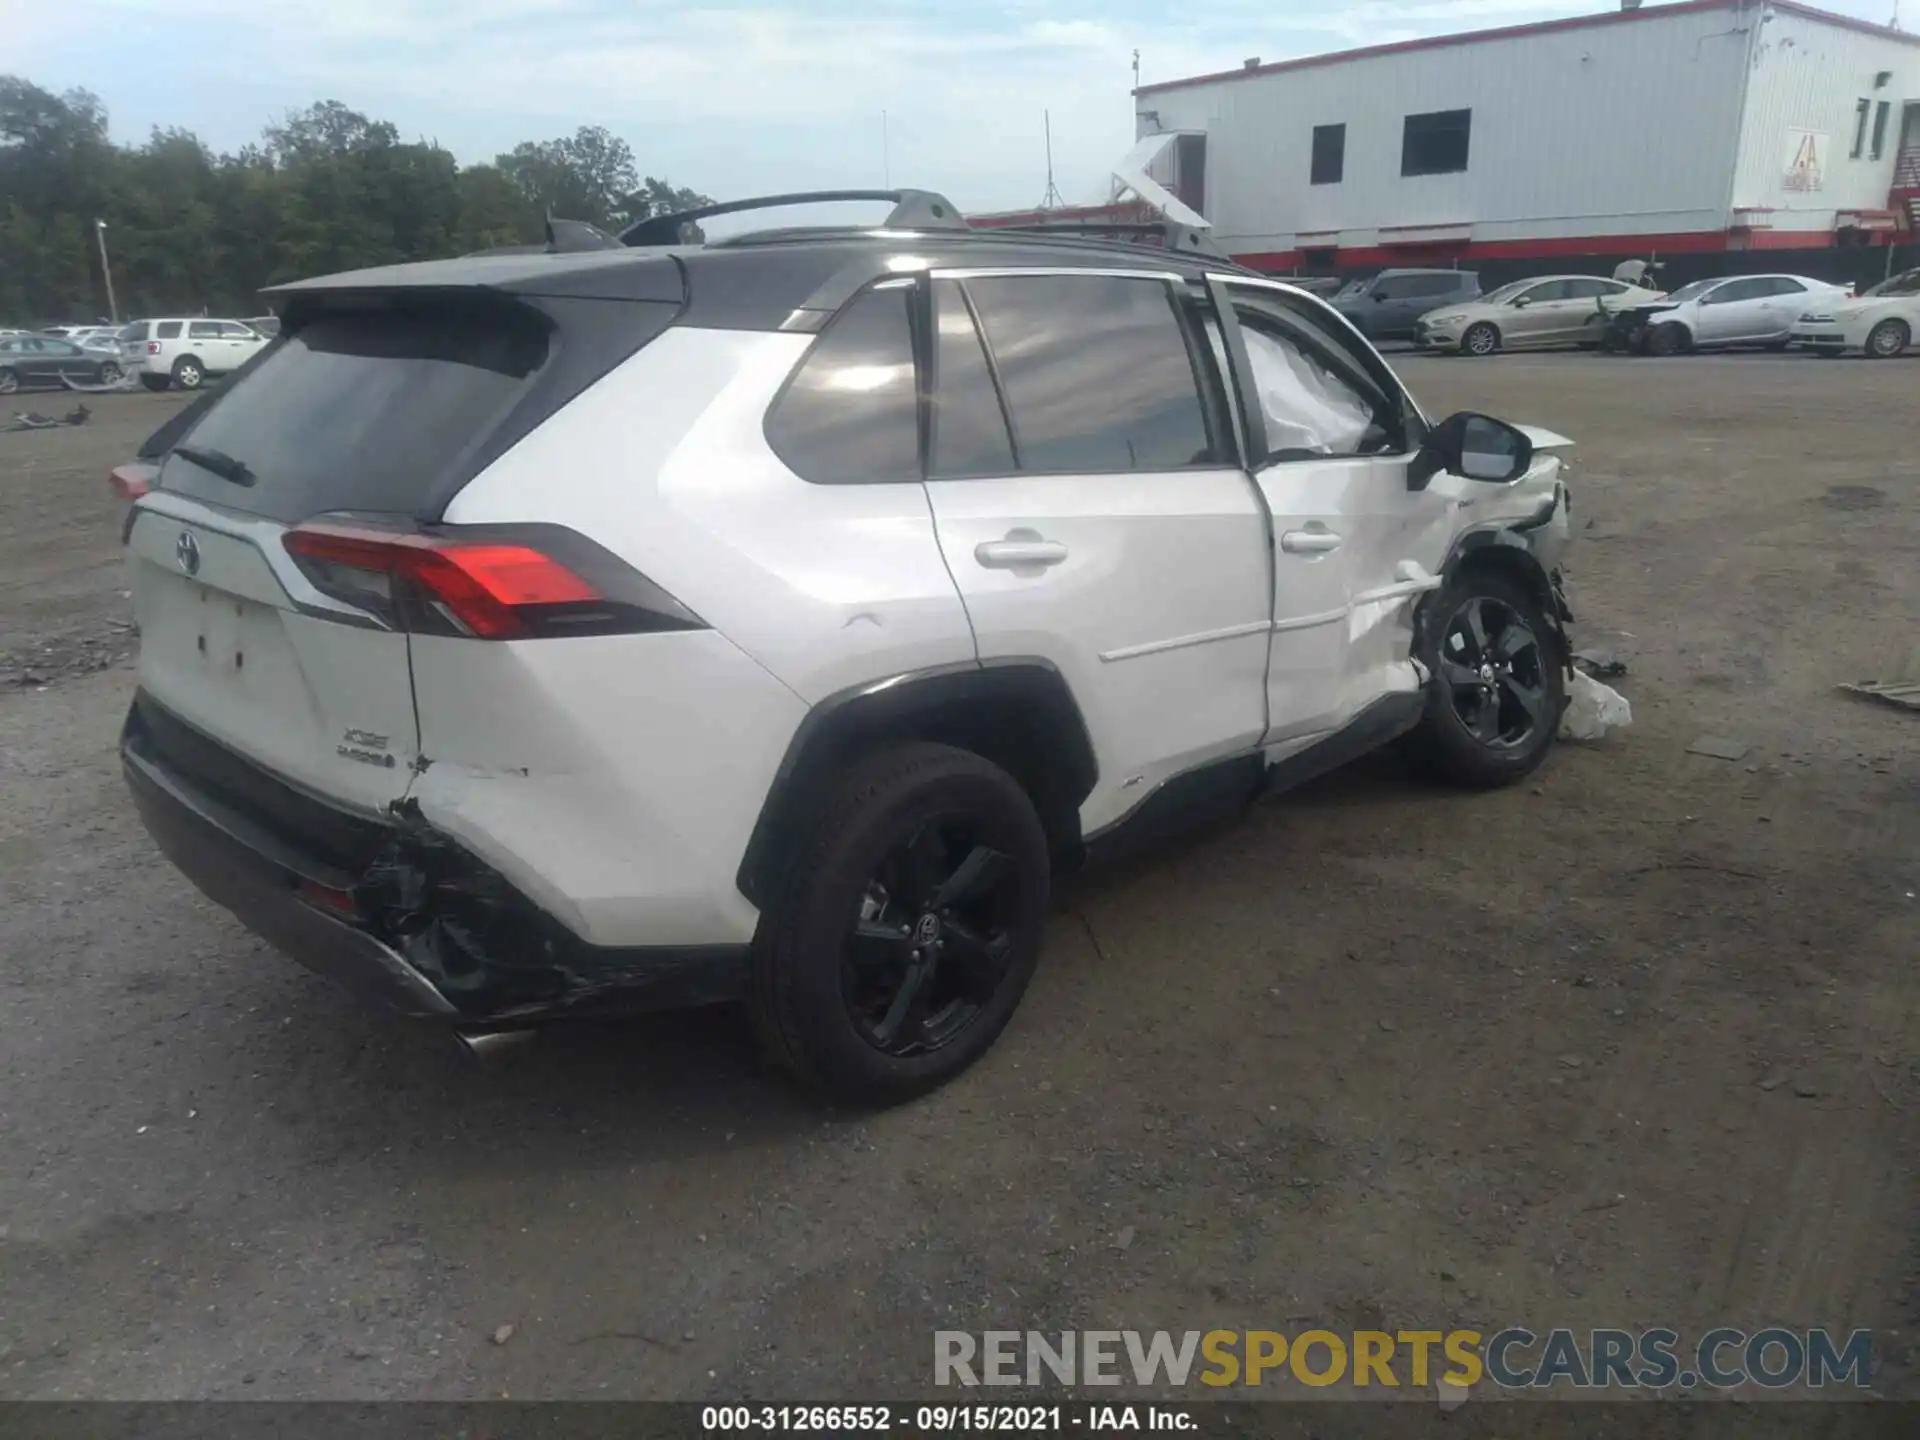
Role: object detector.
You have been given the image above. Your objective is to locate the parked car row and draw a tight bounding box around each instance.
[0,316,282,394]
[1278,264,1918,361]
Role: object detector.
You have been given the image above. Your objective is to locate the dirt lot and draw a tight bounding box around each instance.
[1,359,1915,1405]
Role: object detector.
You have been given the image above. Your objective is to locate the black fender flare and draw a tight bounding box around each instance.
[1422,515,1574,674]
[734,658,1098,908]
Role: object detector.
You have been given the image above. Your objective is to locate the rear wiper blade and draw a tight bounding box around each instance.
[170,443,256,488]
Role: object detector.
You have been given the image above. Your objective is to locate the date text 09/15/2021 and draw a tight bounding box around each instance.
[701,1405,1193,1432]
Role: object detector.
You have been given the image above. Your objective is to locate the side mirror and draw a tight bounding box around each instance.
[1511,296,1532,309]
[1407,412,1534,491]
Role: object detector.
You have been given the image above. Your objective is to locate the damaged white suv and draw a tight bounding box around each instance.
[120,192,1574,1102]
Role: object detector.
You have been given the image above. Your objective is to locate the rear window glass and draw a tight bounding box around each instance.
[117,323,144,342]
[156,321,182,339]
[155,307,548,523]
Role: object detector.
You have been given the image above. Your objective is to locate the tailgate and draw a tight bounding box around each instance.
[127,495,419,813]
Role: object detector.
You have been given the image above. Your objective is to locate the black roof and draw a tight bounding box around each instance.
[265,223,1262,335]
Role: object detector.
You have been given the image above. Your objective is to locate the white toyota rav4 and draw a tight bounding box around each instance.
[120,192,1575,1102]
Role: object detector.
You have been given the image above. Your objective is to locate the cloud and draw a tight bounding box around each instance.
[17,0,1903,212]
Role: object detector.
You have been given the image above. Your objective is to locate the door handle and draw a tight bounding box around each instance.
[1281,528,1343,554]
[975,537,1068,569]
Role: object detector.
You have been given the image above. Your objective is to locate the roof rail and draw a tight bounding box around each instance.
[984,219,1232,262]
[618,189,969,247]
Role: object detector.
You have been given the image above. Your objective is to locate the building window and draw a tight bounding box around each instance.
[1401,109,1471,176]
[1310,123,1345,185]
[1870,100,1891,160]
[1851,98,1871,158]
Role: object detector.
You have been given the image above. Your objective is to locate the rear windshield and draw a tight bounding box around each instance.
[156,307,548,524]
[117,323,145,341]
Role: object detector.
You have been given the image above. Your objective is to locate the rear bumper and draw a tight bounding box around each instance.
[122,696,750,1025]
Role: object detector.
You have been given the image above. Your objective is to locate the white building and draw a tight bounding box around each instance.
[1056,0,1920,273]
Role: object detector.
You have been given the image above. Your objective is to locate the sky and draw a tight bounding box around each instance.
[6,0,1907,213]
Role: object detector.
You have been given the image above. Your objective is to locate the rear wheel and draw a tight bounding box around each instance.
[171,356,204,390]
[0,367,17,395]
[1405,569,1564,788]
[750,742,1050,1104]
[1461,322,1500,357]
[1644,322,1689,357]
[1865,318,1910,359]
[98,361,122,384]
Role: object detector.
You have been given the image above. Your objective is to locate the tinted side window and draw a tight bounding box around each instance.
[1705,279,1765,304]
[1562,279,1614,300]
[156,321,183,339]
[1524,280,1572,303]
[189,321,221,339]
[1310,123,1345,186]
[965,274,1221,474]
[1761,277,1806,296]
[930,281,1015,478]
[1406,275,1460,298]
[765,281,920,485]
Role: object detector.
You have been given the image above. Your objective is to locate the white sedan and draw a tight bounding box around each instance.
[1791,268,1920,358]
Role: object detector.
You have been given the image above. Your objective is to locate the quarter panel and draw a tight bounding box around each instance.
[443,326,977,703]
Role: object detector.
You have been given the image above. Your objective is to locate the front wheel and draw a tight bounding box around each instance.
[98,361,122,384]
[1866,318,1911,359]
[1644,322,1689,357]
[1404,569,1565,788]
[1461,322,1500,357]
[750,742,1050,1104]
[0,367,17,395]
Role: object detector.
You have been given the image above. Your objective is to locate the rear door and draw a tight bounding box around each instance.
[1750,277,1809,340]
[185,319,236,372]
[1210,276,1444,743]
[921,268,1273,834]
[125,302,556,812]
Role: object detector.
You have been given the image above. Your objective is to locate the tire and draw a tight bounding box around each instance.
[139,375,169,392]
[749,742,1050,1104]
[1404,568,1566,789]
[1865,318,1910,359]
[1461,322,1500,357]
[1644,322,1689,357]
[98,361,122,384]
[171,356,204,390]
[0,367,16,396]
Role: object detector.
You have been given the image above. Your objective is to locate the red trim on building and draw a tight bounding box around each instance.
[1135,0,1919,98]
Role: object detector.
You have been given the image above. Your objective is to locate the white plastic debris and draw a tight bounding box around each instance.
[1560,670,1632,741]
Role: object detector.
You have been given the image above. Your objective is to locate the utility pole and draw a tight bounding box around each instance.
[1040,111,1065,211]
[1132,49,1141,90]
[94,219,119,324]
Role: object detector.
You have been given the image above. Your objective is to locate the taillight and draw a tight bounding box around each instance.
[282,522,702,640]
[109,462,155,501]
[147,341,160,355]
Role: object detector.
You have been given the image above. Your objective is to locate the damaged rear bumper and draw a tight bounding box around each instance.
[121,695,749,1025]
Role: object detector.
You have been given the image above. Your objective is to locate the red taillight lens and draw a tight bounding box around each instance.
[284,525,601,639]
[109,462,154,501]
[147,341,160,355]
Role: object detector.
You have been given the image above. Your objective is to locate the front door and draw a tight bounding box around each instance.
[1693,277,1772,344]
[920,270,1273,835]
[1209,277,1446,747]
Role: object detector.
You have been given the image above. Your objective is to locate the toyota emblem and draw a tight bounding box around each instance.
[175,529,201,576]
[914,912,942,946]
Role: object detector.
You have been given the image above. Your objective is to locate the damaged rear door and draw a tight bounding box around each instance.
[125,300,562,817]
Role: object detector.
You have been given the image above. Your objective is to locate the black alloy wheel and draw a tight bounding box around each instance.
[750,741,1049,1103]
[842,820,1020,1058]
[1437,595,1551,750]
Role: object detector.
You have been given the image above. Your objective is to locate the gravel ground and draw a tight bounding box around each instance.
[0,358,1915,1403]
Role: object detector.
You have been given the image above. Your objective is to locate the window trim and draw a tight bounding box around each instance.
[1852,98,1872,159]
[1207,273,1427,468]
[926,266,1239,480]
[1869,100,1891,161]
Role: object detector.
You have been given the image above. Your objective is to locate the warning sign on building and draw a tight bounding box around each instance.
[1781,129,1828,192]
